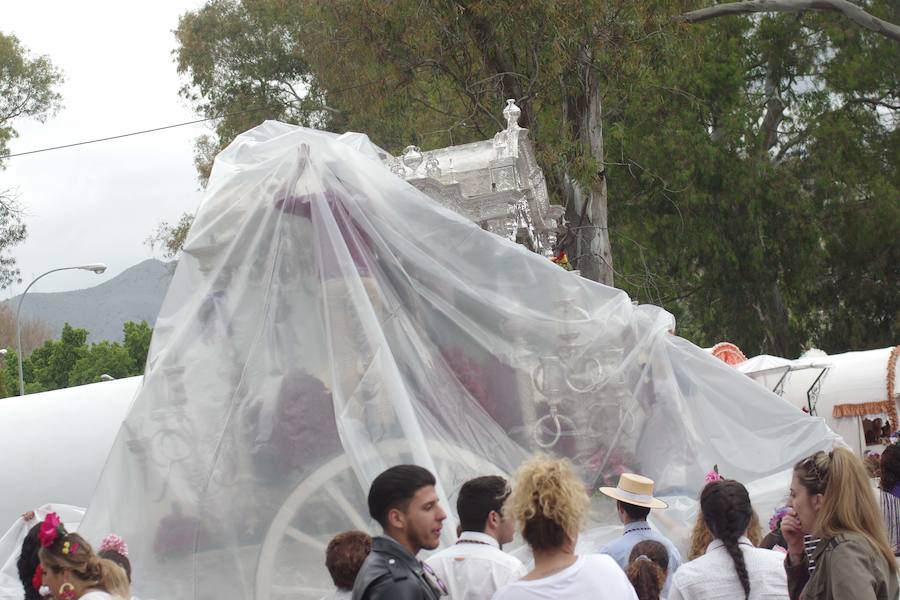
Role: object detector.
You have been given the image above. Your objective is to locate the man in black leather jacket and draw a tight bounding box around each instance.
[352,465,448,600]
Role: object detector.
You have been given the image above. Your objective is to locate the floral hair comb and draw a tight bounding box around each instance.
[38,513,66,548]
[704,464,725,484]
[99,534,129,557]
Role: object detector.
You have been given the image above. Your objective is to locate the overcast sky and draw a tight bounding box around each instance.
[1,1,208,297]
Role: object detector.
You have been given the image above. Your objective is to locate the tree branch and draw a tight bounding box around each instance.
[682,0,900,44]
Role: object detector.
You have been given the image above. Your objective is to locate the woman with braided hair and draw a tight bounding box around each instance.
[668,480,788,599]
[36,513,129,600]
[782,448,898,600]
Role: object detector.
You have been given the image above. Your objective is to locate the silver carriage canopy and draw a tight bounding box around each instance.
[78,108,837,600]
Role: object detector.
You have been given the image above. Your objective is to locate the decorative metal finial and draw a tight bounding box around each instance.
[503,99,521,130]
[401,145,424,174]
[424,153,441,178]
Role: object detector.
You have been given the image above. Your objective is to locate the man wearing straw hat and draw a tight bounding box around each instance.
[599,473,682,597]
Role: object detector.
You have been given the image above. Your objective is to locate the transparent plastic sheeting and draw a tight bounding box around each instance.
[78,122,837,600]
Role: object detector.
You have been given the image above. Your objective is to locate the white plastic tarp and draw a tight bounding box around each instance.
[76,122,837,600]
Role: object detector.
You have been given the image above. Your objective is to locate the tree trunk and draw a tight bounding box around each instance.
[564,44,614,286]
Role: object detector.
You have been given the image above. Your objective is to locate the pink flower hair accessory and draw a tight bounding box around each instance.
[704,464,725,484]
[99,534,129,557]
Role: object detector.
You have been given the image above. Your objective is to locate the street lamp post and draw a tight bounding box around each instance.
[16,263,107,396]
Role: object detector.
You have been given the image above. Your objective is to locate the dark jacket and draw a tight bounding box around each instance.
[352,536,443,600]
[785,531,899,600]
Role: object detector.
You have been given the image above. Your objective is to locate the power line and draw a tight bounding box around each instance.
[2,106,270,159]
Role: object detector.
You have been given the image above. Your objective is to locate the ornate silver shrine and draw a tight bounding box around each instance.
[388,100,564,257]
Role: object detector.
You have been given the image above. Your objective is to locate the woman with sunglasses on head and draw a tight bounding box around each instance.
[36,513,130,600]
[782,448,898,600]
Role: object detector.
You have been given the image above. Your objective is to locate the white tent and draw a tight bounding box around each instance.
[0,377,142,528]
[736,347,899,455]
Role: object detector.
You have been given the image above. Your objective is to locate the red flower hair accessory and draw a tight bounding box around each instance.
[38,512,64,548]
[99,534,128,557]
[31,565,42,591]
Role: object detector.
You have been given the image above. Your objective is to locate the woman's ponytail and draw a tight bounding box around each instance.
[627,540,669,600]
[95,556,130,599]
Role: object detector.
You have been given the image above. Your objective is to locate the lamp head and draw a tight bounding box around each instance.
[79,263,108,274]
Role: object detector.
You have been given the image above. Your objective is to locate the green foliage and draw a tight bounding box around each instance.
[2,320,154,396]
[174,1,899,356]
[0,31,64,165]
[147,213,195,259]
[123,320,152,370]
[0,31,63,289]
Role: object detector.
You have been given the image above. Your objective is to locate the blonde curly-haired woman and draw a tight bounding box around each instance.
[492,456,637,600]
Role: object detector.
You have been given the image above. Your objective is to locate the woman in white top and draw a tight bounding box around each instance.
[669,480,787,600]
[492,456,637,600]
[37,513,129,600]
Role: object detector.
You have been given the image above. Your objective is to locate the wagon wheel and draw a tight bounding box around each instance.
[254,440,510,600]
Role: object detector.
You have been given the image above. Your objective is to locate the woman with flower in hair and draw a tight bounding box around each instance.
[669,480,787,600]
[97,535,131,585]
[782,448,898,600]
[492,455,636,600]
[37,513,129,600]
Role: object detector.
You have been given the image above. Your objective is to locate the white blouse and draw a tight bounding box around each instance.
[668,537,788,600]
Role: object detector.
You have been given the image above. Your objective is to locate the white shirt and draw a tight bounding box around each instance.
[426,531,527,600]
[80,592,125,600]
[668,537,788,600]
[491,554,637,600]
[319,589,352,600]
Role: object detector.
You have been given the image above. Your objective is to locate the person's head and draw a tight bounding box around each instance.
[16,524,42,600]
[626,540,669,600]
[37,514,130,600]
[790,448,896,573]
[599,473,666,524]
[325,530,372,591]
[880,444,900,492]
[616,500,651,525]
[368,465,446,554]
[98,534,131,584]
[457,475,515,545]
[689,504,762,561]
[701,480,753,600]
[503,455,588,553]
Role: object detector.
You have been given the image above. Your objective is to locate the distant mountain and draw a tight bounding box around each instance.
[4,259,174,342]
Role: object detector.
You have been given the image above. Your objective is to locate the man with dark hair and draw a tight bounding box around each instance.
[599,473,681,597]
[426,476,526,600]
[352,465,448,600]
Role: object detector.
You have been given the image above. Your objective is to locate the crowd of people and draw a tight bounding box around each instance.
[326,446,900,600]
[10,444,899,599]
[15,513,131,600]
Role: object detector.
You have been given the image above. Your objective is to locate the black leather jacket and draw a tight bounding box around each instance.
[352,536,442,600]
